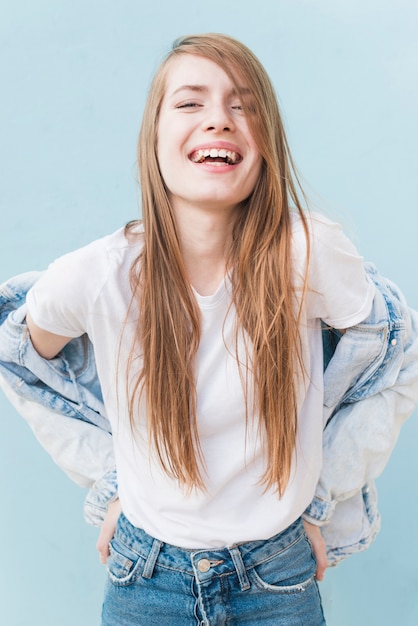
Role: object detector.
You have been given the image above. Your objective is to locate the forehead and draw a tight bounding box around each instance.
[163,54,246,97]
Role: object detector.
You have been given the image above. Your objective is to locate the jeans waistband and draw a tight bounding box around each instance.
[115,513,305,590]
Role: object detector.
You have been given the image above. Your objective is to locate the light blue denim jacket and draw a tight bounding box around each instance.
[1,264,417,565]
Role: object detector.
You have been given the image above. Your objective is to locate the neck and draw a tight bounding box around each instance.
[173,201,238,296]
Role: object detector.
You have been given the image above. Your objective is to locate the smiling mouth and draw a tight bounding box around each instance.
[189,148,242,165]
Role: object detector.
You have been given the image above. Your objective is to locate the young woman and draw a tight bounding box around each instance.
[22,33,384,625]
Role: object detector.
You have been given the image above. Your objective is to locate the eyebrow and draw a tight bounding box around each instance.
[171,85,208,97]
[170,85,252,97]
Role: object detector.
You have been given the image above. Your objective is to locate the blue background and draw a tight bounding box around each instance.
[1,1,417,624]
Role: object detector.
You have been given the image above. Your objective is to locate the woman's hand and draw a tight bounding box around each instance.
[96,499,122,564]
[303,519,328,581]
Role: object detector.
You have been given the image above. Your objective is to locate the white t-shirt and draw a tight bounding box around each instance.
[27,212,375,548]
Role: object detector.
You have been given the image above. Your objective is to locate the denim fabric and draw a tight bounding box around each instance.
[102,514,325,626]
[84,467,119,524]
[304,264,418,563]
[0,271,110,432]
[0,271,114,488]
[1,265,418,565]
[323,263,406,411]
[0,370,115,488]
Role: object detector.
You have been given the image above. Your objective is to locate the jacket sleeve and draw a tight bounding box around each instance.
[0,268,119,526]
[304,272,418,526]
[0,371,118,525]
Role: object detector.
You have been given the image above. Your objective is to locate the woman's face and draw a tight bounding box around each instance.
[157,54,262,218]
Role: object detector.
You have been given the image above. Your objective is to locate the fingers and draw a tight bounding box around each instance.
[303,519,329,581]
[96,529,111,564]
[313,543,328,581]
[96,499,122,564]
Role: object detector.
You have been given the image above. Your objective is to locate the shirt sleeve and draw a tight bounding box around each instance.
[26,237,111,338]
[293,213,375,328]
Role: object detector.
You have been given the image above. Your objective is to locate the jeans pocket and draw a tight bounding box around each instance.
[106,537,144,587]
[250,535,316,594]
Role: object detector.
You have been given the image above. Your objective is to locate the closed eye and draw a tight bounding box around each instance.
[232,101,256,114]
[176,102,202,109]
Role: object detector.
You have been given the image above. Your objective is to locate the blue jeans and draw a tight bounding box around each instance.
[101,513,326,625]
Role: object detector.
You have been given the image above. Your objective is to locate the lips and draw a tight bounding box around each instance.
[188,147,243,165]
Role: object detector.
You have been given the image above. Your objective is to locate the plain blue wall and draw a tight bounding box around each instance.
[1,1,417,624]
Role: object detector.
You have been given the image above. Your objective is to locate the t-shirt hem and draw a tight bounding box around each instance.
[26,291,83,338]
[321,279,375,329]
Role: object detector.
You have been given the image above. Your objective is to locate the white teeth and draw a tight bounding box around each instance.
[190,150,205,162]
[190,148,240,164]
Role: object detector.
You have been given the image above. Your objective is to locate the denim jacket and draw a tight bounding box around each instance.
[1,264,417,565]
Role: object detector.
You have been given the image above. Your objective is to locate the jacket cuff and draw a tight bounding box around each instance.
[83,467,118,526]
[303,495,336,525]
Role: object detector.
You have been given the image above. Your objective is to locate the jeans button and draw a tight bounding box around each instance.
[197,558,211,573]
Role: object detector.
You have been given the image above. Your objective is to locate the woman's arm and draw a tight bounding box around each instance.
[305,267,418,564]
[303,520,328,581]
[96,499,122,564]
[26,313,72,359]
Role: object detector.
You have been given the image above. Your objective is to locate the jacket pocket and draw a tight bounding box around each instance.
[323,324,388,409]
[323,482,381,565]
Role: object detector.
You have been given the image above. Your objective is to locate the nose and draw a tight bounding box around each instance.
[202,103,235,133]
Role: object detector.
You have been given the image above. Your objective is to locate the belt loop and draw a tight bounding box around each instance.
[228,547,250,591]
[142,539,163,579]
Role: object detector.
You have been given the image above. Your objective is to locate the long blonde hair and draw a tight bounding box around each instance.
[126,33,309,495]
